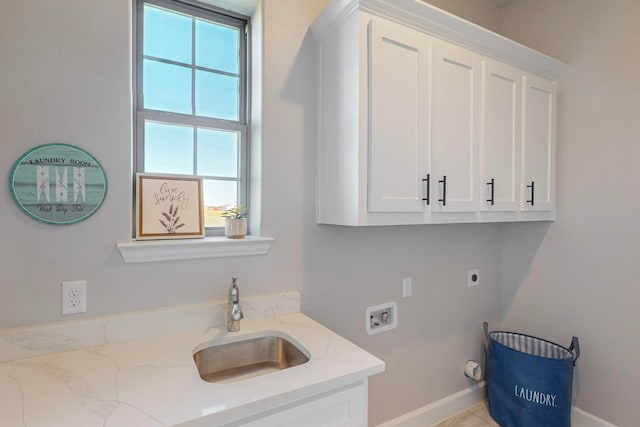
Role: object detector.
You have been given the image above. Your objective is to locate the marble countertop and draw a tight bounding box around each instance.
[0,306,384,427]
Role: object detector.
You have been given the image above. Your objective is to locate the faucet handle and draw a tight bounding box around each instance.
[230,303,243,321]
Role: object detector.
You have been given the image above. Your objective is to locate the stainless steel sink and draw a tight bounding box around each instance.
[193,335,310,383]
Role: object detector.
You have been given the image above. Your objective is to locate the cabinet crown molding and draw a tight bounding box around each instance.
[310,0,566,80]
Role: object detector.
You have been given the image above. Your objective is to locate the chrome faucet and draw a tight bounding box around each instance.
[227,277,243,332]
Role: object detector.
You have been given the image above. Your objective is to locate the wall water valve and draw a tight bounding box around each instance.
[366,302,398,335]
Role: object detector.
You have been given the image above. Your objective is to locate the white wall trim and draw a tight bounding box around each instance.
[572,407,618,427]
[377,384,617,427]
[310,0,566,80]
[117,235,274,263]
[377,383,486,427]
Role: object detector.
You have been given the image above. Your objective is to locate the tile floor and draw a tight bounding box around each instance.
[432,401,500,426]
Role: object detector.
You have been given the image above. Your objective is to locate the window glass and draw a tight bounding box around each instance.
[195,71,239,120]
[136,0,248,232]
[143,59,192,114]
[144,122,194,174]
[195,20,239,73]
[203,180,238,227]
[197,128,238,178]
[143,5,192,64]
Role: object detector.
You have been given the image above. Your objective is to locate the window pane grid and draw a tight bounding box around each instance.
[143,120,241,178]
[136,0,248,233]
[140,109,246,130]
[141,3,243,123]
[141,55,241,80]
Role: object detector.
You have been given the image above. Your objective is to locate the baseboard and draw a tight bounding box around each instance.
[377,382,486,427]
[377,383,618,427]
[572,407,618,427]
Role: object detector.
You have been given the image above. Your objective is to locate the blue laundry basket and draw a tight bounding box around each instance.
[484,322,580,427]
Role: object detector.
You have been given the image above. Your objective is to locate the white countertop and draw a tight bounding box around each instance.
[0,309,384,427]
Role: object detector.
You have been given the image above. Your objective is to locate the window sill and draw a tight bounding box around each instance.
[117,236,274,264]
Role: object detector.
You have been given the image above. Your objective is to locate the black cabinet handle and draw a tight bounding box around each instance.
[438,176,447,206]
[526,181,535,206]
[421,174,430,205]
[486,178,495,206]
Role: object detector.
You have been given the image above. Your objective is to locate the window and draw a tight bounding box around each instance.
[135,0,248,234]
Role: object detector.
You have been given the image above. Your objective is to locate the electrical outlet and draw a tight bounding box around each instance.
[62,280,87,315]
[468,269,480,287]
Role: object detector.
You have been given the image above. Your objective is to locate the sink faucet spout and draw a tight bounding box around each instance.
[227,277,243,332]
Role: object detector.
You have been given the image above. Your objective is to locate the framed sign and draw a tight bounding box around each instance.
[9,143,108,225]
[136,173,204,240]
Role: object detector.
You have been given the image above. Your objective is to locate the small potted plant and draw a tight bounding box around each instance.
[221,204,247,239]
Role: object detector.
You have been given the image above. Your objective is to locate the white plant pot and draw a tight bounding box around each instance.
[225,218,247,239]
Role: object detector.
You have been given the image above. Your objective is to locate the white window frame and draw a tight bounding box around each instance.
[120,0,272,262]
[134,0,250,237]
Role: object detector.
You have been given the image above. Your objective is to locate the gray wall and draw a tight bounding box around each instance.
[254,0,503,424]
[0,0,501,424]
[499,1,640,425]
[424,0,502,33]
[0,0,310,328]
[18,0,640,426]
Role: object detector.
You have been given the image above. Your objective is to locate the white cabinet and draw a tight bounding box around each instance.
[521,74,557,212]
[219,381,367,427]
[480,60,522,212]
[368,19,430,214]
[311,0,565,226]
[480,61,557,216]
[431,41,482,213]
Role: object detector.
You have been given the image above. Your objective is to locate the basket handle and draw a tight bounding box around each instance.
[569,336,580,365]
[483,321,490,340]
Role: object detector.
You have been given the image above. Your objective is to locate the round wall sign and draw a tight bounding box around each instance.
[10,143,108,225]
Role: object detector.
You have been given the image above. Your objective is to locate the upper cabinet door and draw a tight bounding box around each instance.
[521,74,556,212]
[431,41,481,213]
[367,19,430,213]
[480,60,521,212]
[311,1,564,225]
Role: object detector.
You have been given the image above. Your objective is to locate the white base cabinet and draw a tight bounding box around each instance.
[219,381,367,427]
[311,0,565,226]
